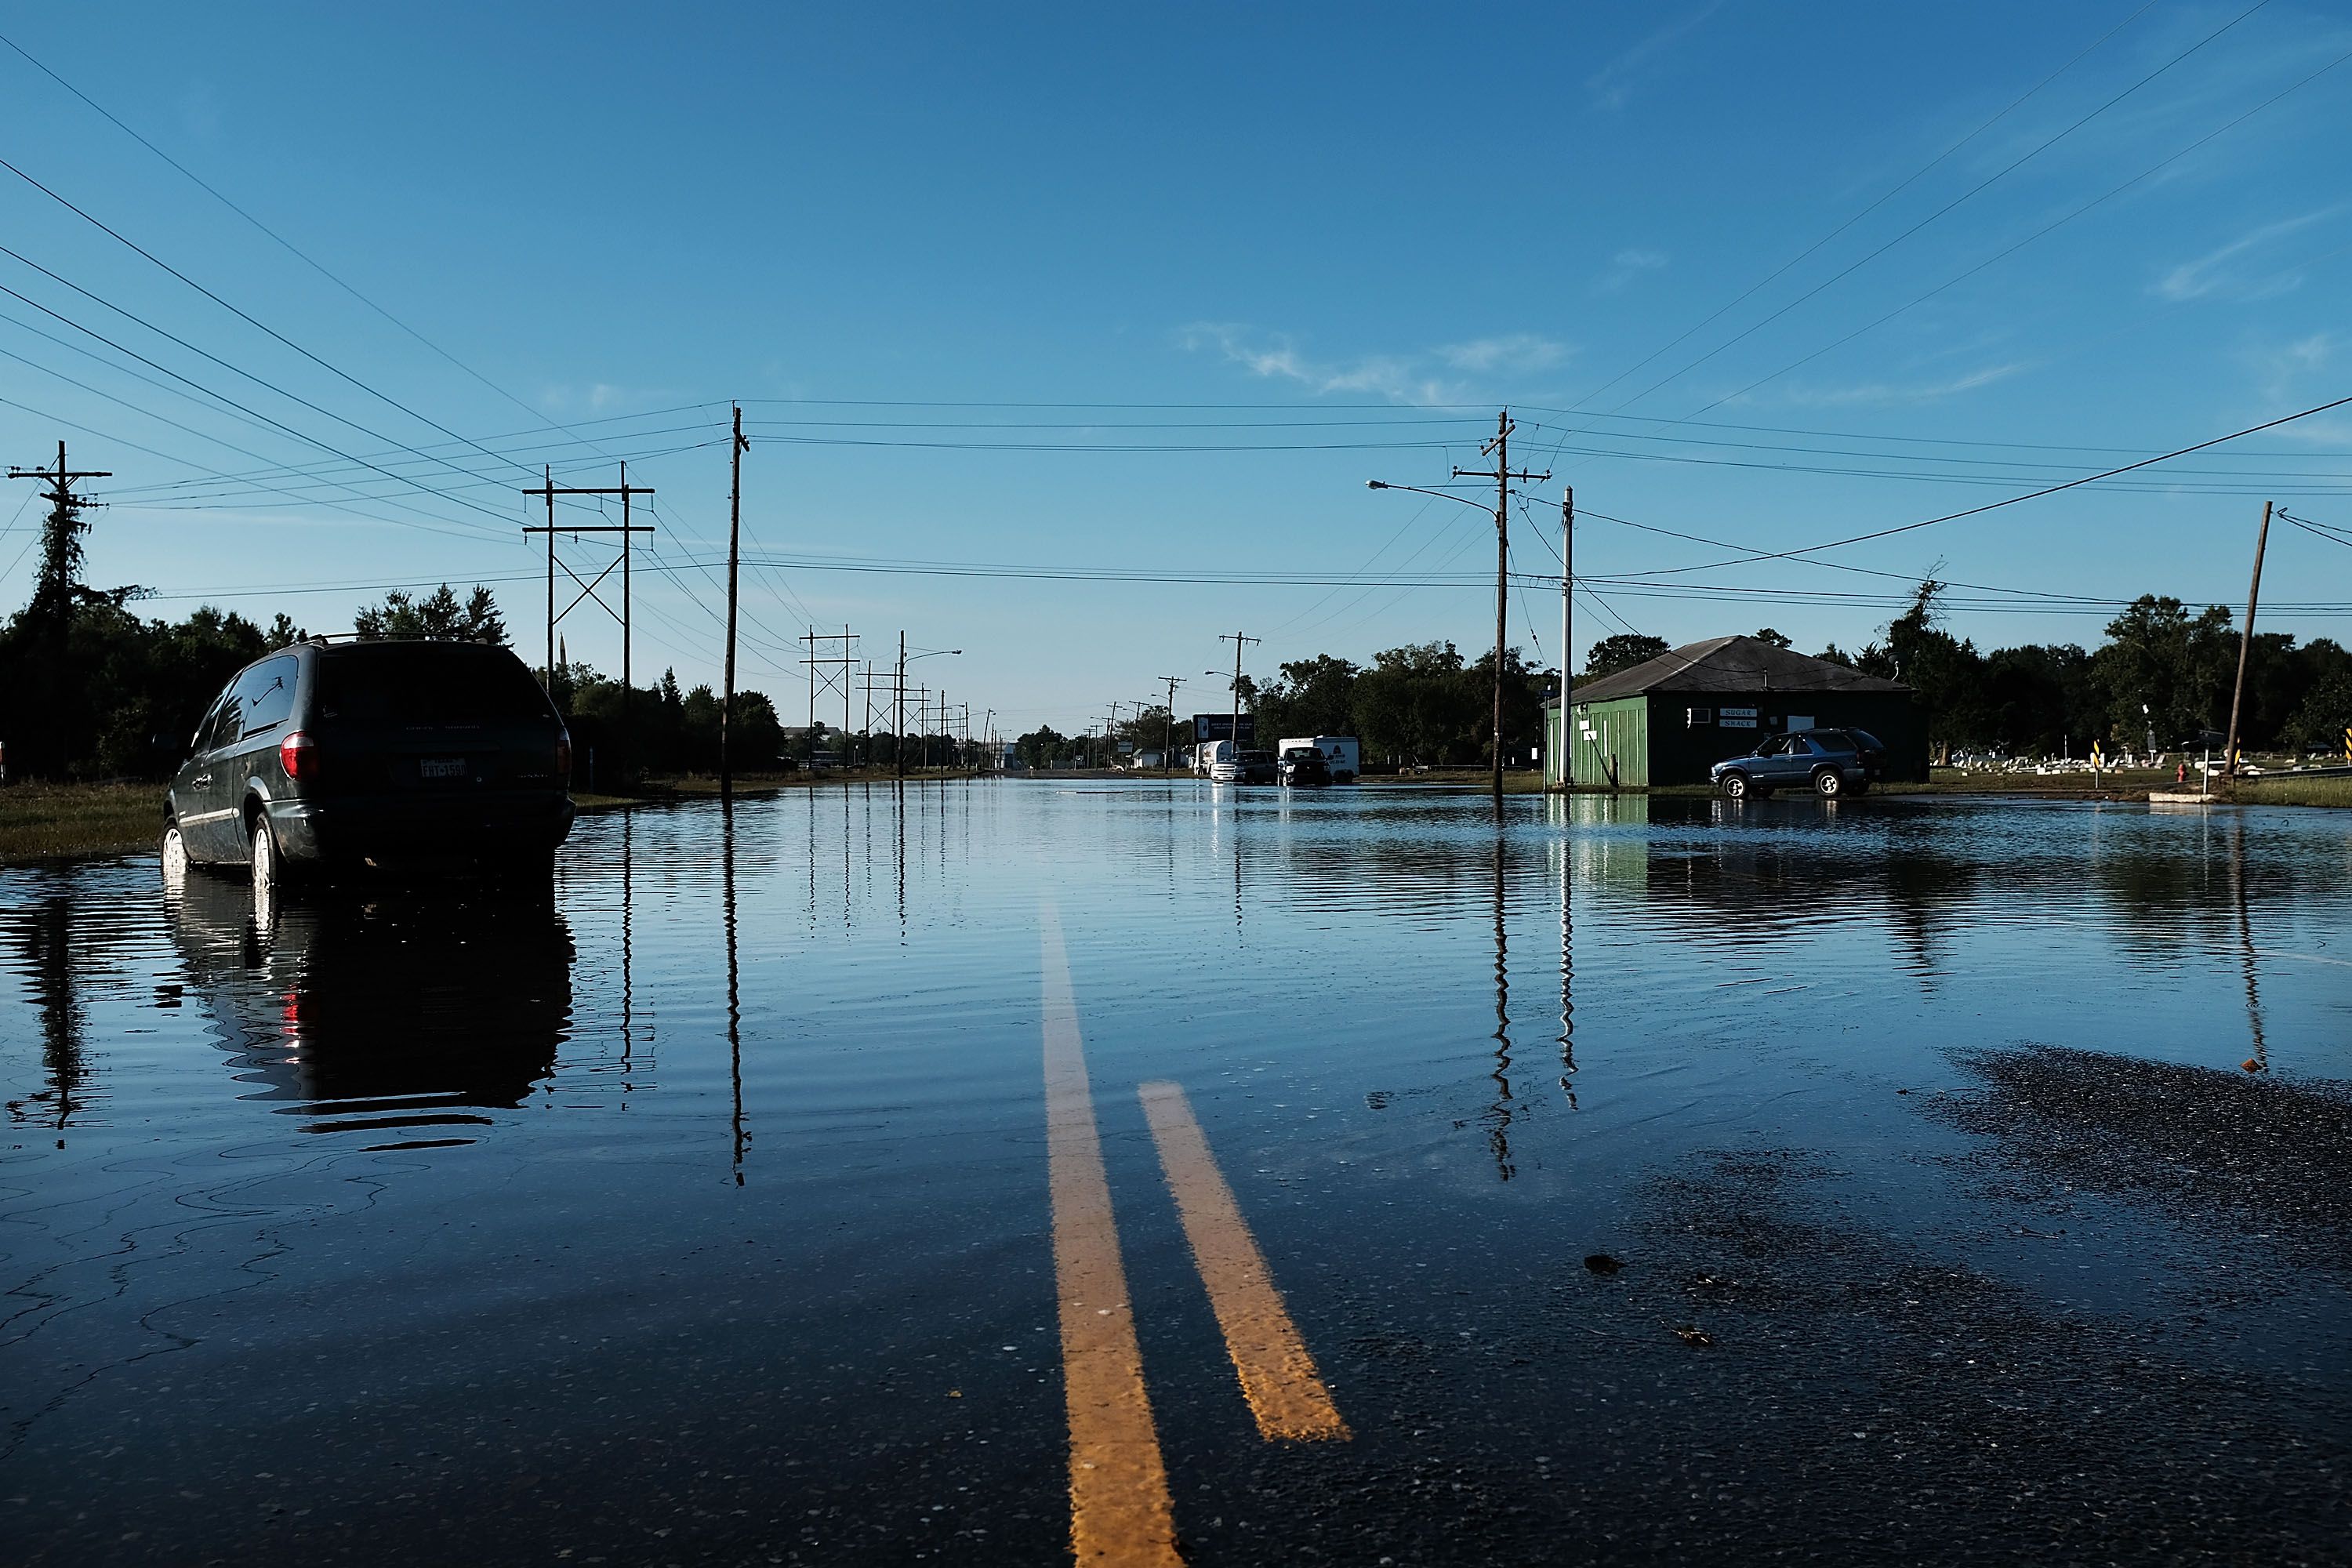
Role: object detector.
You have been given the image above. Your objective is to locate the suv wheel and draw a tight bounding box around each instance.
[1813,768,1844,799]
[250,811,280,889]
[1719,771,1751,800]
[161,820,190,883]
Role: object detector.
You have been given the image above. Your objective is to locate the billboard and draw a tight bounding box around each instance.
[1191,713,1257,745]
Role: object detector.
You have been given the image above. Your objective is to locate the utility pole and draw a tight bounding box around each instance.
[1559,486,1572,792]
[895,631,907,779]
[1218,632,1259,774]
[721,405,748,796]
[1158,676,1185,772]
[523,464,655,781]
[1454,410,1550,804]
[2222,499,2274,781]
[7,440,111,610]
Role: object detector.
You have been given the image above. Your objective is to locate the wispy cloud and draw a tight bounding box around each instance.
[1181,324,1570,403]
[537,381,663,416]
[2240,332,2350,443]
[1436,333,1569,373]
[1586,1,1722,111]
[1770,361,2028,408]
[2154,208,2340,301]
[1594,248,1670,292]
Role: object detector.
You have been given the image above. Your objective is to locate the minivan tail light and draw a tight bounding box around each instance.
[280,730,320,781]
[554,733,572,780]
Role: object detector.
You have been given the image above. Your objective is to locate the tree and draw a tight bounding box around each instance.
[1014,725,1070,768]
[2091,595,2236,749]
[1752,627,1792,649]
[1583,634,1668,679]
[1254,654,1360,744]
[1356,641,1476,766]
[1870,578,1989,755]
[354,583,508,644]
[2285,666,2352,756]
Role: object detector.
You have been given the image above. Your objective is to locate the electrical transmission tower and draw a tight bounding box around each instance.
[524,463,655,782]
[802,626,858,764]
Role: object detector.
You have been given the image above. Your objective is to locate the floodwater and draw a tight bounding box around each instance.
[5,782,2350,1565]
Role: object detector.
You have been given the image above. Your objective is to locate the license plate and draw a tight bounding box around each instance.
[419,757,467,780]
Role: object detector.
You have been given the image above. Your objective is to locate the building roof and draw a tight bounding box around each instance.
[1570,635,1911,702]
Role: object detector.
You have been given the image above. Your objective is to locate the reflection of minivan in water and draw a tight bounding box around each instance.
[163,865,574,1142]
[162,639,574,881]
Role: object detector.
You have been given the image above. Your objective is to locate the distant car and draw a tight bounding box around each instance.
[1278,746,1330,787]
[1711,728,1886,800]
[162,638,575,883]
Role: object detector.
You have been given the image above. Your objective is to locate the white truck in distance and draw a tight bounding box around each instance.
[1279,736,1360,783]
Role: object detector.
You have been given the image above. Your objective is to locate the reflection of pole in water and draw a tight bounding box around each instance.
[895,779,908,946]
[11,888,85,1132]
[724,796,746,1184]
[2231,819,2267,1071]
[1559,812,1577,1108]
[806,781,819,931]
[1487,833,1515,1181]
[622,811,637,1092]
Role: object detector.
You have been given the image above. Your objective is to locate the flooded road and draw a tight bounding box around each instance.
[5,783,2350,1564]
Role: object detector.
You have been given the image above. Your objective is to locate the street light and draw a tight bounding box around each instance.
[1370,477,1535,802]
[895,642,961,778]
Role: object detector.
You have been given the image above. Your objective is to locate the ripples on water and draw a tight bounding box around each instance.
[2,782,2348,1555]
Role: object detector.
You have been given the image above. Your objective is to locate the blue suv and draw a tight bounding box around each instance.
[1711,728,1886,800]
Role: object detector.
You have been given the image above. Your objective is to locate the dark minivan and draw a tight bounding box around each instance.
[163,638,574,881]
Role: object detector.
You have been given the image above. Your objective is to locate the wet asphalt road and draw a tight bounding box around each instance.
[3,782,2349,1564]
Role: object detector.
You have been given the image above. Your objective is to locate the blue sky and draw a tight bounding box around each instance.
[3,2,2350,735]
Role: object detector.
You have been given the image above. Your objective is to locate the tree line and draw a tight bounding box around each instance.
[1800,580,2343,757]
[1012,577,2350,774]
[1563,589,2347,758]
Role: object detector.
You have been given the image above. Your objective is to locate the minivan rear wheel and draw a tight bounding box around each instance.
[249,813,280,889]
[160,821,189,884]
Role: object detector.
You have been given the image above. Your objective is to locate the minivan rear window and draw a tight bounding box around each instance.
[316,644,554,728]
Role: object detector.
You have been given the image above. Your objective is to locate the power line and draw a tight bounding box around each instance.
[0,151,544,485]
[0,260,518,534]
[1569,0,2159,411]
[1612,0,2274,412]
[0,31,697,476]
[1684,38,2352,422]
[1620,390,2352,578]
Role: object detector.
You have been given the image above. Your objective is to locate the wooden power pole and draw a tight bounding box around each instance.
[1454,411,1549,804]
[1559,485,1573,792]
[1158,675,1184,771]
[1218,631,1258,775]
[721,405,748,796]
[2222,499,2274,781]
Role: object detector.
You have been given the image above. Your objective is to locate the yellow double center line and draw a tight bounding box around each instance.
[1040,907,1346,1566]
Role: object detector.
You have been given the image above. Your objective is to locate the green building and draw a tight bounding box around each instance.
[1544,635,1926,790]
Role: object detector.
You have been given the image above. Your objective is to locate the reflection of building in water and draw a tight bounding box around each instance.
[164,870,574,1146]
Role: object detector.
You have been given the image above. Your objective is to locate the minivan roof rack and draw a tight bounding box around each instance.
[299,632,501,645]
